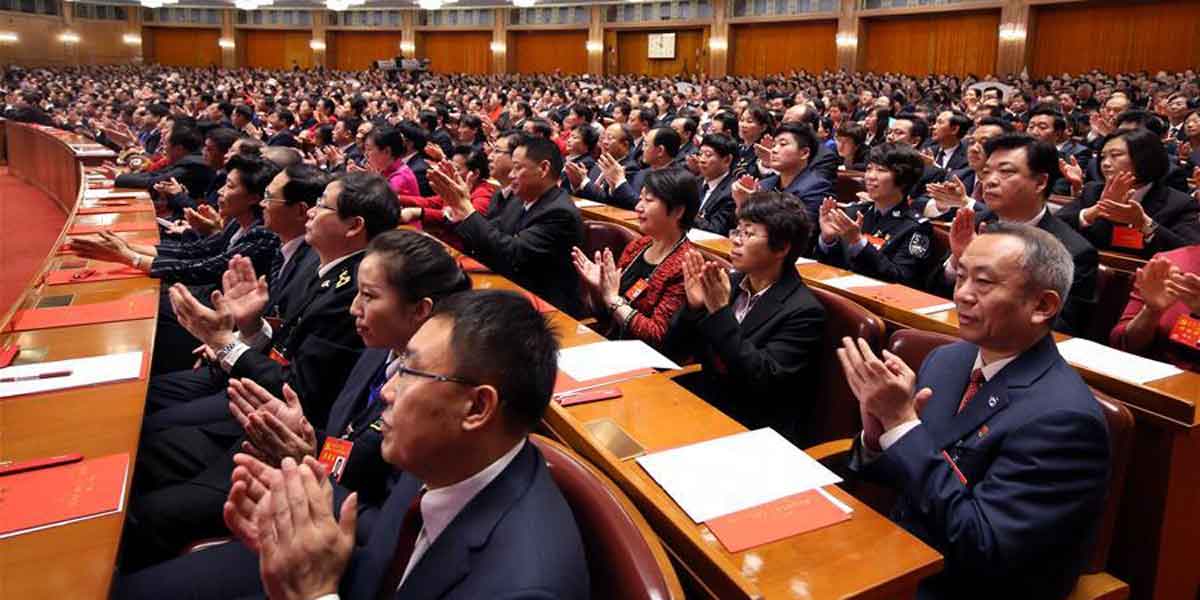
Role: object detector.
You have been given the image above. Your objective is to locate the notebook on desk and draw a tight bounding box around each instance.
[0,453,131,539]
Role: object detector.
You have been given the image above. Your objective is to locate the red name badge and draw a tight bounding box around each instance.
[317,438,354,481]
[1168,314,1200,350]
[1111,226,1145,250]
[268,347,291,367]
[864,234,886,249]
[623,278,649,303]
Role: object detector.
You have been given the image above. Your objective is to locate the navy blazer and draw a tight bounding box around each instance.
[573,158,641,209]
[760,164,834,222]
[341,442,590,600]
[850,336,1109,600]
[1057,180,1200,256]
[932,141,968,172]
[694,172,737,236]
[408,154,434,197]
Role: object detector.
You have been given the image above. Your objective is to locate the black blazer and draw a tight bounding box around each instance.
[668,267,825,445]
[455,185,586,317]
[340,443,590,600]
[1057,180,1200,256]
[694,172,737,236]
[230,251,366,429]
[933,141,969,172]
[574,158,641,208]
[265,131,298,148]
[115,153,216,205]
[407,154,434,197]
[320,348,394,509]
[850,336,1109,600]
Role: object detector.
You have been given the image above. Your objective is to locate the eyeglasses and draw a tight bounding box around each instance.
[730,227,765,241]
[393,354,478,386]
[313,200,337,212]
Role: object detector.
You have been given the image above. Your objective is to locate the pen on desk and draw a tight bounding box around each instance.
[0,453,84,476]
[0,370,73,383]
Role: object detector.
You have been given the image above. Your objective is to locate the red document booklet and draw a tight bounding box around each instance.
[45,263,145,285]
[76,203,154,215]
[8,293,157,332]
[0,453,130,538]
[68,220,158,235]
[705,488,853,552]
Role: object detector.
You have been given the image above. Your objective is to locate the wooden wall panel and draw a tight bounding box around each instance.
[615,28,707,77]
[416,31,491,74]
[862,10,999,76]
[240,29,312,70]
[0,14,141,67]
[146,27,221,68]
[510,30,587,74]
[730,21,837,77]
[327,30,404,72]
[1031,0,1200,76]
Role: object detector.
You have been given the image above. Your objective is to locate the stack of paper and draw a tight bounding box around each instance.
[820,274,886,290]
[1056,338,1183,384]
[574,198,604,208]
[557,340,680,382]
[0,351,144,398]
[686,229,727,243]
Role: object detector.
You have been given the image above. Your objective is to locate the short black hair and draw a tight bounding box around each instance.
[1029,106,1067,133]
[642,167,699,230]
[737,190,812,265]
[366,229,471,304]
[943,110,972,138]
[1115,109,1167,137]
[276,110,296,126]
[649,126,682,158]
[281,163,328,206]
[340,116,363,139]
[710,111,739,138]
[315,124,334,146]
[431,290,560,432]
[775,122,820,164]
[674,117,699,136]
[233,104,254,121]
[700,132,738,159]
[206,127,240,154]
[333,172,401,239]
[983,134,1061,198]
[368,126,406,157]
[894,113,929,146]
[147,102,170,118]
[836,122,867,146]
[867,143,925,196]
[513,134,564,177]
[524,118,553,139]
[397,121,428,151]
[1108,128,1170,184]
[570,103,593,123]
[574,124,599,153]
[633,107,657,129]
[225,154,280,200]
[976,116,1015,134]
[460,148,490,182]
[167,125,204,153]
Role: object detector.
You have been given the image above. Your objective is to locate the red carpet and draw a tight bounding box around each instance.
[0,167,68,318]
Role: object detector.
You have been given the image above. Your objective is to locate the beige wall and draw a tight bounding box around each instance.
[0,11,141,66]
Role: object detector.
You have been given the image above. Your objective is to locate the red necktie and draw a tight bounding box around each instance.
[378,490,426,600]
[956,368,986,415]
[972,180,984,203]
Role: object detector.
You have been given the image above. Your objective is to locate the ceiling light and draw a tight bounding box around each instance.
[58,32,81,44]
[512,0,535,7]
[418,0,443,9]
[123,33,141,45]
[218,38,235,49]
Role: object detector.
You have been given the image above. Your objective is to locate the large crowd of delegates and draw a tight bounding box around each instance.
[4,63,1200,599]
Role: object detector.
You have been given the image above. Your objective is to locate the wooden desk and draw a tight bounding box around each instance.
[577,200,1200,600]
[1,122,155,599]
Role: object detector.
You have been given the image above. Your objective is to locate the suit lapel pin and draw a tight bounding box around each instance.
[321,279,331,289]
[987,396,998,408]
[336,270,351,289]
[977,424,990,439]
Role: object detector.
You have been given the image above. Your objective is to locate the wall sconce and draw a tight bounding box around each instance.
[0,32,18,43]
[218,38,236,49]
[489,41,505,53]
[998,24,1026,42]
[835,32,857,48]
[58,31,81,44]
[585,40,602,53]
[310,39,326,51]
[123,33,141,45]
[399,40,415,53]
[708,37,727,51]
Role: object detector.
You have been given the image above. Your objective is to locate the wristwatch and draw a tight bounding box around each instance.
[214,340,239,365]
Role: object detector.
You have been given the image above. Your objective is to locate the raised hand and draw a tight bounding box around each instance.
[1095,188,1148,227]
[731,174,758,210]
[169,283,236,349]
[185,204,223,237]
[818,196,843,244]
[229,379,306,437]
[571,246,602,293]
[221,255,271,334]
[836,336,931,433]
[224,452,282,552]
[948,205,977,263]
[597,152,626,188]
[1166,270,1200,314]
[753,133,774,163]
[428,160,473,221]
[681,249,708,310]
[70,231,133,264]
[1058,156,1084,196]
[424,142,445,164]
[1134,257,1178,314]
[154,177,185,197]
[598,247,622,308]
[699,259,732,314]
[563,160,587,190]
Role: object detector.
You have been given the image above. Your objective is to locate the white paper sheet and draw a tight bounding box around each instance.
[574,199,604,208]
[686,229,727,243]
[636,428,843,522]
[0,352,143,398]
[84,188,149,200]
[1055,338,1182,385]
[795,256,817,265]
[557,340,680,381]
[913,302,957,315]
[819,274,885,290]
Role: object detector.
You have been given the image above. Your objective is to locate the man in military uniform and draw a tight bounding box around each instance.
[814,143,938,288]
[118,172,400,571]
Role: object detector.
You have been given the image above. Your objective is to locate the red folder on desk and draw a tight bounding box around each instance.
[8,293,157,332]
[45,263,145,285]
[68,220,158,235]
[705,489,852,552]
[554,368,656,395]
[521,291,557,314]
[0,453,130,538]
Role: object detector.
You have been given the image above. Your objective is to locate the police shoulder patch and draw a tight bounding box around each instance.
[909,233,931,258]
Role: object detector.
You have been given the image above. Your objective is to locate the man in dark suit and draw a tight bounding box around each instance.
[932,135,1097,336]
[115,125,217,204]
[155,126,238,217]
[1027,106,1092,196]
[929,110,970,172]
[671,116,700,165]
[559,122,598,190]
[438,135,586,317]
[913,117,1011,221]
[574,126,679,210]
[887,113,946,200]
[841,224,1110,600]
[692,133,738,236]
[239,291,589,600]
[397,121,434,197]
[265,110,299,148]
[754,122,834,222]
[562,122,640,204]
[668,191,825,445]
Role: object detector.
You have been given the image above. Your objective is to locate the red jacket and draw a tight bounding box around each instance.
[1111,245,1200,371]
[609,236,691,348]
[399,180,498,252]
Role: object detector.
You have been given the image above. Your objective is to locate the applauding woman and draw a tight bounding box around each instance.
[1111,246,1200,370]
[1060,128,1200,256]
[572,167,697,351]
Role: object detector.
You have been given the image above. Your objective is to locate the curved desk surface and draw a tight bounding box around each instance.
[0,121,152,598]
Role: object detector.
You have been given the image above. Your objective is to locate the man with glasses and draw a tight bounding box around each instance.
[667,191,826,445]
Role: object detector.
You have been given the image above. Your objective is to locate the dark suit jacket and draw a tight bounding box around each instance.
[668,268,825,445]
[150,219,280,287]
[265,131,298,148]
[1057,181,1200,256]
[933,141,968,172]
[574,158,641,208]
[850,336,1109,600]
[116,153,216,205]
[321,348,394,510]
[911,167,985,222]
[760,164,834,222]
[341,442,590,600]
[229,251,366,428]
[262,241,319,328]
[407,154,434,197]
[694,172,737,236]
[455,185,585,317]
[162,170,225,218]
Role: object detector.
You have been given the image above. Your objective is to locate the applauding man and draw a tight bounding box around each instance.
[840,224,1109,600]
